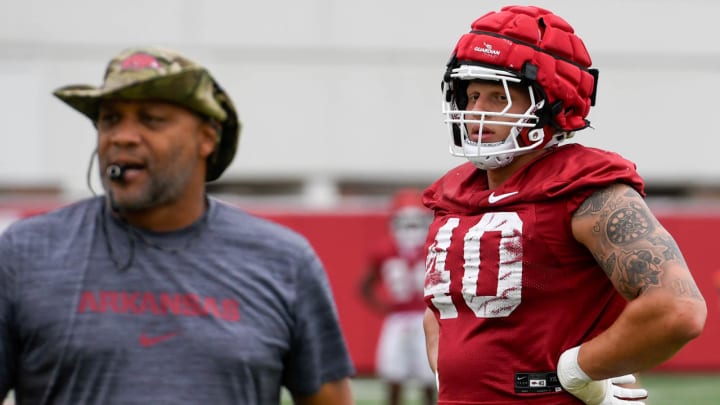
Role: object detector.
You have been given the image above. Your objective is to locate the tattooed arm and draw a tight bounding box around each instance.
[570,183,706,379]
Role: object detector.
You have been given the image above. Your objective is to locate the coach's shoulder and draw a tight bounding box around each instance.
[4,197,102,238]
[209,198,313,253]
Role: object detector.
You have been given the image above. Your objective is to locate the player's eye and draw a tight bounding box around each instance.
[493,92,508,104]
[466,93,480,107]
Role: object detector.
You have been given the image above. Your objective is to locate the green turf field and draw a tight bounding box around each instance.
[3,372,718,404]
[281,373,720,404]
[640,373,720,405]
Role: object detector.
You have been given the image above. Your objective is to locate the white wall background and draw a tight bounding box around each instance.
[2,0,719,204]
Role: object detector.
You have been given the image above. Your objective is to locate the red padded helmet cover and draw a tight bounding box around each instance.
[451,5,596,131]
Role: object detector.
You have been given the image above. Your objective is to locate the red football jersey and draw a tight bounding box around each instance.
[423,144,645,404]
[369,235,427,313]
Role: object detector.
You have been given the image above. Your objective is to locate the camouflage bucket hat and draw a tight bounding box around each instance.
[53,47,240,182]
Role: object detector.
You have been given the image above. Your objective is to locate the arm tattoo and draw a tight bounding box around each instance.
[599,252,617,279]
[606,201,651,245]
[574,188,611,216]
[577,185,699,300]
[647,233,682,262]
[671,279,703,298]
[612,249,662,297]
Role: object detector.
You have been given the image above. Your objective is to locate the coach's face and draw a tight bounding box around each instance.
[96,100,217,213]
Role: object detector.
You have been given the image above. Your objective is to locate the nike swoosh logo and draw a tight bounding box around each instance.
[139,331,179,347]
[488,191,519,204]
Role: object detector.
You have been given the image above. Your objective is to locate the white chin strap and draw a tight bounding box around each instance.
[462,130,522,170]
[464,140,515,170]
[462,126,547,170]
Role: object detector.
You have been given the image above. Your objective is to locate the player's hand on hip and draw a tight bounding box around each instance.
[557,346,648,405]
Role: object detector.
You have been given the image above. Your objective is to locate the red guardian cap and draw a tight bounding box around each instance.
[447,5,598,132]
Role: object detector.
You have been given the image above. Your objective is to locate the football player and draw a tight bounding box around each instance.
[360,189,436,405]
[422,5,706,404]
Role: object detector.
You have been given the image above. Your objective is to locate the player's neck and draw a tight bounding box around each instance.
[486,149,546,190]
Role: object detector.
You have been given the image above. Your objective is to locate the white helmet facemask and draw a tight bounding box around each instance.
[442,65,566,170]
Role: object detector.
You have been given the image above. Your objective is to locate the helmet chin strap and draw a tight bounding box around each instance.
[467,126,569,170]
[465,136,517,170]
[463,123,544,170]
[469,155,513,171]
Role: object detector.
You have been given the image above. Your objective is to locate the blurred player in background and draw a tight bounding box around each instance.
[0,47,354,404]
[422,5,707,404]
[360,189,436,405]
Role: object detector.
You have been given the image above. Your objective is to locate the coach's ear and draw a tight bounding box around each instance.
[199,119,220,161]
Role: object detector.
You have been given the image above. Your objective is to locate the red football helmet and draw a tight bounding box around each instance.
[389,189,432,253]
[442,5,599,169]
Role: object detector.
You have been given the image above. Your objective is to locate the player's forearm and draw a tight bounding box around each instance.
[423,308,439,373]
[576,290,705,380]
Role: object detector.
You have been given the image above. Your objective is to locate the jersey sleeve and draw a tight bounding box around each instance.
[549,147,646,216]
[281,247,355,396]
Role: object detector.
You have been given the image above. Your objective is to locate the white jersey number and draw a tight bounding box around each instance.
[425,212,523,319]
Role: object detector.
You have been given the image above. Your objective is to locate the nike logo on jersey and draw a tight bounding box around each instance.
[488,191,519,203]
[139,331,179,347]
